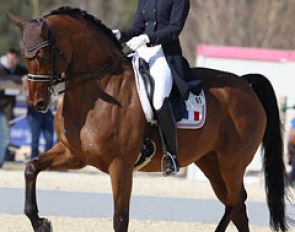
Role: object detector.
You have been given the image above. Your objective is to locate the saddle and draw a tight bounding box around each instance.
[135,57,187,122]
[131,54,206,171]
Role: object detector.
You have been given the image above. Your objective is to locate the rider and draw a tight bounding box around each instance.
[113,0,202,175]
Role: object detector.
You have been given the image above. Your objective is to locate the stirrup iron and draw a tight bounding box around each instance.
[161,152,178,176]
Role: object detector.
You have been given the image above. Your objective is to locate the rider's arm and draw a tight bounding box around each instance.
[146,0,189,45]
[120,0,145,43]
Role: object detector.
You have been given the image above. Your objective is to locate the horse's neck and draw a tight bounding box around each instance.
[64,33,120,102]
[61,23,139,120]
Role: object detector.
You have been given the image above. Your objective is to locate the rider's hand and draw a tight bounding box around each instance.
[126,34,150,51]
[112,29,121,40]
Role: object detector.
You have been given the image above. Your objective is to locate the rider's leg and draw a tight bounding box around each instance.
[149,47,179,175]
[156,98,179,174]
[149,56,173,110]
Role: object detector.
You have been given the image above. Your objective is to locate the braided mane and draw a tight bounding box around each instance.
[48,6,122,51]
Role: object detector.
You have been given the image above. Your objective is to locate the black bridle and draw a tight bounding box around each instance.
[21,18,126,96]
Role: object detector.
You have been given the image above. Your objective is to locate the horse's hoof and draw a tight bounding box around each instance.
[36,218,52,232]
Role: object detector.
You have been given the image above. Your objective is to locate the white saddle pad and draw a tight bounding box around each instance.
[132,55,206,129]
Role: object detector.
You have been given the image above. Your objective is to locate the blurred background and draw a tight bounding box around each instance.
[0,1,295,231]
[0,0,294,64]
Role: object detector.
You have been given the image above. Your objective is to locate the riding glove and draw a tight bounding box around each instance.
[126,34,150,51]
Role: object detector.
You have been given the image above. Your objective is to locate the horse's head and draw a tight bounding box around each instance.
[9,8,124,112]
[8,13,70,112]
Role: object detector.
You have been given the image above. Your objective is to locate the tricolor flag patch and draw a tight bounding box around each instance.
[177,90,206,129]
[184,111,200,121]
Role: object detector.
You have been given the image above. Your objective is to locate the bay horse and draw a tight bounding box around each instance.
[288,123,295,185]
[9,7,289,232]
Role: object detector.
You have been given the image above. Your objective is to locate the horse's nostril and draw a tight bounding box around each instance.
[36,101,45,111]
[35,100,49,113]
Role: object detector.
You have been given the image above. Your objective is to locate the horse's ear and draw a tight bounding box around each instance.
[39,21,48,38]
[7,12,27,29]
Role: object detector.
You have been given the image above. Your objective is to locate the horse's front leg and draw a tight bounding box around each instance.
[25,159,51,232]
[109,158,133,232]
[24,143,84,232]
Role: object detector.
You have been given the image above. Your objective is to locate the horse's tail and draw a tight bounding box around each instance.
[242,74,288,231]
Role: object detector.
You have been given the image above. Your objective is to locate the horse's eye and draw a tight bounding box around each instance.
[37,53,49,63]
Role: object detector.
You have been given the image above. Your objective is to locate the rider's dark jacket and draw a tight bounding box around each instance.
[120,0,201,100]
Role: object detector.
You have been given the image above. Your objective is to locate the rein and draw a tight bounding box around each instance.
[55,55,126,95]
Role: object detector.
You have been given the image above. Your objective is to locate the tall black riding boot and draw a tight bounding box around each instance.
[156,98,179,175]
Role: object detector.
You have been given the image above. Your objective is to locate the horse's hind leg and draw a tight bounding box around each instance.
[215,188,249,232]
[195,153,232,231]
[231,186,249,231]
[215,187,249,232]
[24,142,84,232]
[195,152,250,232]
[217,152,250,232]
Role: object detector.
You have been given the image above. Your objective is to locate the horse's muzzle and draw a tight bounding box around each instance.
[35,100,49,113]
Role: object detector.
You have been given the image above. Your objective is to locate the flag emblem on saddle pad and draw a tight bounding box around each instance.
[177,90,206,129]
[184,111,200,121]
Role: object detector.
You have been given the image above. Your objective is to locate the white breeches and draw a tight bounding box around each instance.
[137,45,173,110]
